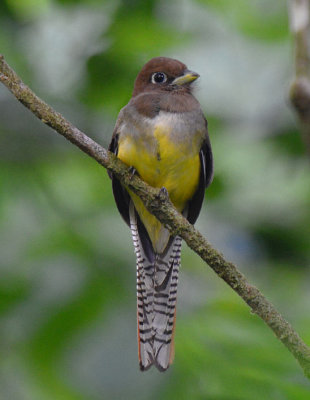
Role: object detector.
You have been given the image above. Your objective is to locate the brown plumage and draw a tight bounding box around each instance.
[109,57,213,371]
[132,57,201,117]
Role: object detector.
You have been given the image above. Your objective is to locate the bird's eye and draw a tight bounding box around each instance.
[151,72,167,84]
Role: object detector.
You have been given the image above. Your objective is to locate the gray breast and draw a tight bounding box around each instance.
[119,105,206,147]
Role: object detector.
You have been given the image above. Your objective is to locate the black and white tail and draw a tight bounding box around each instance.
[129,202,181,371]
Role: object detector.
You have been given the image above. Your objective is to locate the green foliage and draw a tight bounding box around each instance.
[83,0,185,112]
[0,0,310,399]
[196,0,289,41]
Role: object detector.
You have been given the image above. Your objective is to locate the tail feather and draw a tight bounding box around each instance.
[129,201,181,371]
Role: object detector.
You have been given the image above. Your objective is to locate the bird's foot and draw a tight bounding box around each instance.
[128,166,137,180]
[159,187,169,199]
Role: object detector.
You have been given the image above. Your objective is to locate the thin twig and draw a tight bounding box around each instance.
[289,0,310,155]
[1,54,310,378]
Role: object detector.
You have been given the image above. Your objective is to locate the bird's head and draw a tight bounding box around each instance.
[132,57,199,97]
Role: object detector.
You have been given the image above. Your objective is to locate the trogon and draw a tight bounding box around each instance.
[108,57,213,371]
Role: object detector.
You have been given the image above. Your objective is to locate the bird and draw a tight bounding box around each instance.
[108,57,213,371]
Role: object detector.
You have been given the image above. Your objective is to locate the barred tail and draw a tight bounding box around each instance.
[129,202,181,371]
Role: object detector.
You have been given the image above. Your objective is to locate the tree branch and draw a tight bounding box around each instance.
[289,0,310,155]
[1,54,310,378]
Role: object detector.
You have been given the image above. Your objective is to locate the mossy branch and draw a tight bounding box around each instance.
[1,54,310,378]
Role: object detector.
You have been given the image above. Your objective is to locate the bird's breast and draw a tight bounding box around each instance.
[117,112,202,211]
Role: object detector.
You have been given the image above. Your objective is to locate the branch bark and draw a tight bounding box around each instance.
[289,0,310,155]
[1,54,310,378]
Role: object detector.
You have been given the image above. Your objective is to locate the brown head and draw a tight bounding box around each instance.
[132,57,199,97]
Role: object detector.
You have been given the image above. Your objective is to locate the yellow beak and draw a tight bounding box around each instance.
[172,70,200,86]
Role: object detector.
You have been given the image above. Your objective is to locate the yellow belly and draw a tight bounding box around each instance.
[118,125,201,251]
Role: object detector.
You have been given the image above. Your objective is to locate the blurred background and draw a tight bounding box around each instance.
[1,0,310,399]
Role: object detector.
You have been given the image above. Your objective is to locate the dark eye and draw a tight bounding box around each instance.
[151,72,167,84]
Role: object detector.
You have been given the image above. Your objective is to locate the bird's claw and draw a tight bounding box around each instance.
[159,187,169,199]
[128,166,137,180]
